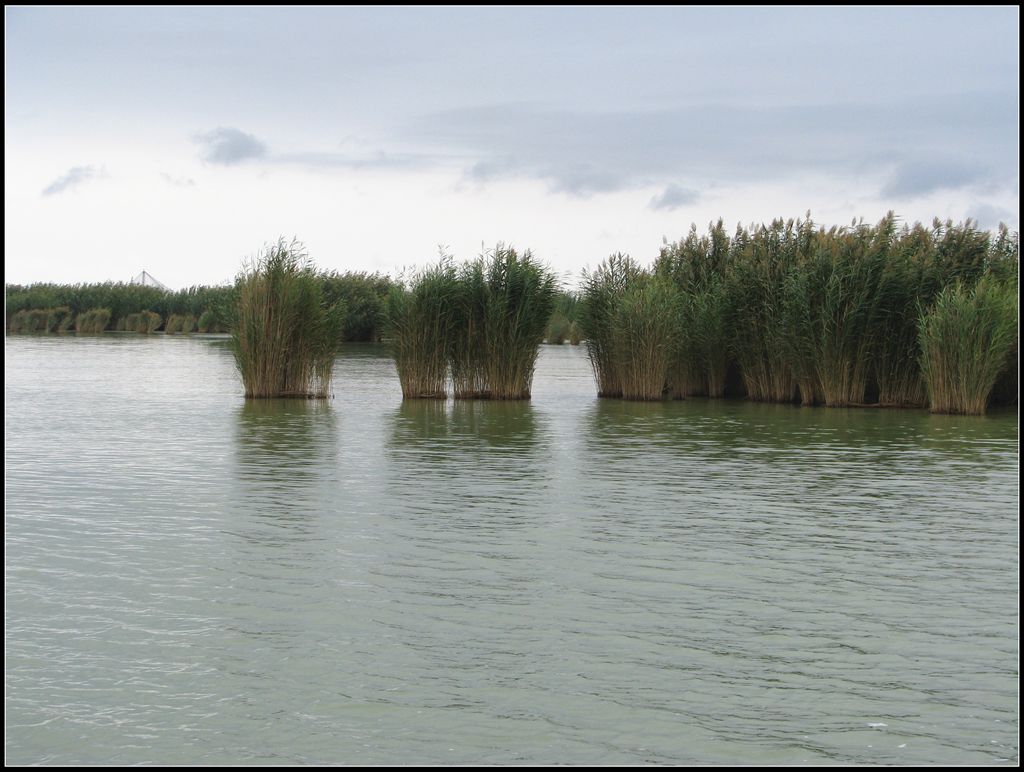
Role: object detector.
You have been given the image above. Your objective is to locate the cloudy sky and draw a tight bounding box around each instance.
[5,6,1019,289]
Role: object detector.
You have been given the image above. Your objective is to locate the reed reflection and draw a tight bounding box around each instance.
[386,399,552,528]
[230,398,338,540]
[581,396,1018,536]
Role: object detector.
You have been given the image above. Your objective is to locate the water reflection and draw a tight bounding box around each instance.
[585,397,1016,461]
[4,336,1019,765]
[386,400,551,528]
[230,399,338,541]
[391,399,540,451]
[579,396,1018,540]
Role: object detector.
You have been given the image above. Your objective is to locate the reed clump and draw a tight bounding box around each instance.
[578,214,1017,412]
[196,309,222,332]
[74,308,111,333]
[779,218,894,407]
[449,259,489,398]
[164,314,197,334]
[613,273,681,401]
[478,244,557,399]
[726,219,806,403]
[386,259,459,399]
[387,244,556,400]
[231,238,345,399]
[123,311,162,333]
[545,291,579,344]
[578,253,641,397]
[918,276,1019,415]
[47,307,75,333]
[655,220,733,398]
[8,307,72,333]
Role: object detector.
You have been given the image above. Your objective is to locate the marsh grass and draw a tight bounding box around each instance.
[545,313,571,344]
[8,307,75,333]
[918,276,1018,414]
[123,311,162,333]
[990,340,1018,407]
[478,244,557,400]
[74,308,111,333]
[656,222,732,399]
[231,238,345,399]
[164,314,197,334]
[450,260,489,398]
[614,274,680,401]
[780,220,893,407]
[197,310,219,333]
[545,291,578,344]
[728,220,804,403]
[47,307,75,333]
[387,259,459,399]
[578,253,641,397]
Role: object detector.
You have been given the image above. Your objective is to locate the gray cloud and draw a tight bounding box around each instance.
[194,126,267,165]
[648,184,699,211]
[880,159,986,199]
[965,203,1017,231]
[41,165,104,196]
[274,150,436,171]
[405,93,1017,198]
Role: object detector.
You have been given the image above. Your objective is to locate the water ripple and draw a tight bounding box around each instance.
[5,339,1018,765]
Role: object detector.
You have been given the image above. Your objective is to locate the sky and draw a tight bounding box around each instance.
[4,6,1019,290]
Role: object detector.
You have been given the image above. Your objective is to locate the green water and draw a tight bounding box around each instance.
[5,335,1019,764]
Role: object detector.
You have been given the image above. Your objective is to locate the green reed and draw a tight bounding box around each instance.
[918,276,1019,414]
[613,273,681,401]
[477,244,557,400]
[74,308,111,333]
[231,238,345,399]
[578,253,642,397]
[387,259,460,399]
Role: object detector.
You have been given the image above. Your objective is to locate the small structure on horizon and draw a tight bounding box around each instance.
[130,270,170,291]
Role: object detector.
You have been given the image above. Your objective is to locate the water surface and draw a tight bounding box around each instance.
[5,335,1018,764]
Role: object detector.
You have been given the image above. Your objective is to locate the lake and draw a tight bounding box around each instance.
[5,335,1018,765]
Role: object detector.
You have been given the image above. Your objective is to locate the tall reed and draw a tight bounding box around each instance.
[449,259,490,399]
[74,308,111,333]
[613,274,680,401]
[655,221,732,398]
[164,314,196,334]
[918,276,1019,414]
[545,291,579,344]
[386,259,459,399]
[48,307,75,333]
[871,222,932,406]
[123,311,162,333]
[728,219,807,403]
[231,238,345,399]
[477,244,557,400]
[578,253,641,397]
[779,217,895,407]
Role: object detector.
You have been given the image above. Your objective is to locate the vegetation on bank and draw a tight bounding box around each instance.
[6,273,395,340]
[6,214,1017,414]
[579,214,1017,414]
[545,291,580,345]
[918,277,1019,414]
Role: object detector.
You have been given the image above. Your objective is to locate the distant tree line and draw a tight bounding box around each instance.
[5,271,399,342]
